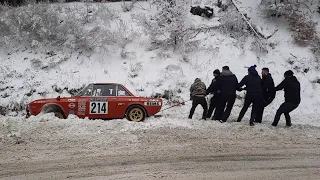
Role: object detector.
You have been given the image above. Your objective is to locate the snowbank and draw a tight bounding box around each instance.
[0,1,319,127]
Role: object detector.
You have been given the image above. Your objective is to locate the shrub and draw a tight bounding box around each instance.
[218,10,249,39]
[260,0,319,59]
[250,38,268,56]
[0,2,124,52]
[259,0,317,46]
[121,0,137,12]
[132,0,198,54]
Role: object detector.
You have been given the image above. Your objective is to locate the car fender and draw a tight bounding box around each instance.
[126,103,149,117]
[40,103,66,116]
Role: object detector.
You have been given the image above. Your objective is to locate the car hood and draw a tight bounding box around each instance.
[29,97,73,104]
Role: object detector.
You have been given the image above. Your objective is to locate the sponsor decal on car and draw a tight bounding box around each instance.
[144,101,161,106]
[69,110,75,115]
[68,99,76,102]
[90,97,108,114]
[34,101,47,103]
[78,99,86,115]
[68,103,76,109]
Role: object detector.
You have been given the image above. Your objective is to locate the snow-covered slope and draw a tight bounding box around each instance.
[0,0,319,127]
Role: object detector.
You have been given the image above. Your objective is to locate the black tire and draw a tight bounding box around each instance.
[126,105,146,122]
[45,108,65,119]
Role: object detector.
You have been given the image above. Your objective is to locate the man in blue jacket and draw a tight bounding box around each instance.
[237,65,264,126]
[272,70,300,127]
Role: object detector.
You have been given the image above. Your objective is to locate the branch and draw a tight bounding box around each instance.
[302,2,314,14]
[290,53,297,59]
[265,29,278,39]
[230,0,265,39]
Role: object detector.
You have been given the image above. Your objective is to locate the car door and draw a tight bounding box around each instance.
[75,84,93,119]
[88,84,118,119]
[114,84,133,118]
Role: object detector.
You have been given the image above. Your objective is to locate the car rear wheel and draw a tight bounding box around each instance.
[126,105,146,122]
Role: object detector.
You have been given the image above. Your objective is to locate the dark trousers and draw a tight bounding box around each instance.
[237,96,251,122]
[255,106,264,123]
[272,102,299,126]
[214,95,236,122]
[255,96,270,123]
[207,96,219,118]
[237,95,264,125]
[189,96,208,119]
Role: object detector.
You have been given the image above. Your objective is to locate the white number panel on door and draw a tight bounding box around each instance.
[90,97,108,114]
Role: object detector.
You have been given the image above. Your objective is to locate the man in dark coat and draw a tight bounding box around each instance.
[272,70,300,127]
[255,67,275,123]
[213,66,238,122]
[237,65,264,126]
[189,78,208,120]
[205,69,221,119]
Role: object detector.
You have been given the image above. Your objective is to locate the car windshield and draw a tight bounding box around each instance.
[75,84,133,97]
[75,84,93,96]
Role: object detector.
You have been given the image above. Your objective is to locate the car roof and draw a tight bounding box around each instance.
[93,83,122,85]
[91,83,134,96]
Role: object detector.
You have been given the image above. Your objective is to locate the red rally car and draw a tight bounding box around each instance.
[26,83,163,122]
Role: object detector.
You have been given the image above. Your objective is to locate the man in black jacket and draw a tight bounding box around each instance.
[255,67,275,123]
[272,70,300,127]
[213,66,238,122]
[237,65,264,126]
[206,69,221,119]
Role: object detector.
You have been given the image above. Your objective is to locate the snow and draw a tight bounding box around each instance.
[0,0,320,129]
[2,2,320,179]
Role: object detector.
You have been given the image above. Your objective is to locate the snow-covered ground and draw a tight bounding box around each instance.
[1,1,319,127]
[1,1,320,178]
[1,113,320,179]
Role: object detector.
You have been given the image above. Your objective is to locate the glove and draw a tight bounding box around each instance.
[237,88,243,92]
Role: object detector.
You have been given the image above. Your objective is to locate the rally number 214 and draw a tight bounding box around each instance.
[90,102,107,114]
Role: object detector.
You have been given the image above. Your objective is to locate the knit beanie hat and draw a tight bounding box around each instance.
[248,65,257,72]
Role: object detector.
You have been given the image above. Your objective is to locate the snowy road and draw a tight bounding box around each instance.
[1,115,320,179]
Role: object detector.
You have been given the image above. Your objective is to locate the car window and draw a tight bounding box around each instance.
[92,84,117,96]
[117,85,131,96]
[77,84,93,96]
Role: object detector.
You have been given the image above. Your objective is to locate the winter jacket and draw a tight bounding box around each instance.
[214,70,239,96]
[261,73,275,106]
[275,76,301,104]
[206,76,220,95]
[190,78,207,98]
[238,70,262,96]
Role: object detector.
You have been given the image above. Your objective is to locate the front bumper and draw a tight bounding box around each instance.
[25,104,30,118]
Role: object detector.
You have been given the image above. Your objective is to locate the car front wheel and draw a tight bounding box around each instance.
[126,105,146,122]
[44,108,65,119]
